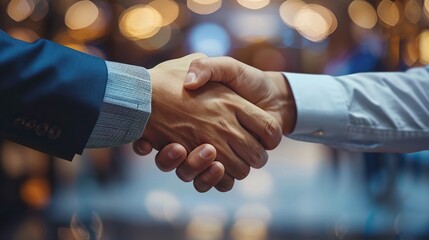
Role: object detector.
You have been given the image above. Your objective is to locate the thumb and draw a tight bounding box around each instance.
[184,57,243,90]
[183,57,268,105]
[133,138,154,156]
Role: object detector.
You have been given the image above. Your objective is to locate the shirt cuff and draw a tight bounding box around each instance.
[284,72,348,140]
[86,61,152,148]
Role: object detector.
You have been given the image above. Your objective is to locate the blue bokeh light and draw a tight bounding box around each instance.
[188,22,231,56]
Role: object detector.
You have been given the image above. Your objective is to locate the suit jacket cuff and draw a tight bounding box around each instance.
[86,61,152,148]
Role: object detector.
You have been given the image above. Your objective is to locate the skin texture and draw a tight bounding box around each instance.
[139,54,282,192]
[185,57,296,134]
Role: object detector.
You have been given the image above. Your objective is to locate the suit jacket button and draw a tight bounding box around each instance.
[25,120,38,130]
[35,122,50,136]
[14,117,26,128]
[47,126,62,140]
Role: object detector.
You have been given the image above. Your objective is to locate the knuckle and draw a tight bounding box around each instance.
[264,116,281,149]
[224,56,235,64]
[191,57,208,68]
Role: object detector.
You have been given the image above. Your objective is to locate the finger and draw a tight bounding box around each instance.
[184,57,240,90]
[185,57,282,150]
[227,130,269,170]
[215,142,251,180]
[214,173,234,192]
[193,161,225,193]
[175,144,217,182]
[133,139,153,156]
[155,143,188,172]
[185,57,264,101]
[235,101,282,150]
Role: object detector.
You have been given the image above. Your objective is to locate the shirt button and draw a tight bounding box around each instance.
[312,130,324,137]
[47,126,62,140]
[35,122,50,136]
[25,120,38,130]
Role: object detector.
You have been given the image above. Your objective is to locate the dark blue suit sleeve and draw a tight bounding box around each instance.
[0,30,108,160]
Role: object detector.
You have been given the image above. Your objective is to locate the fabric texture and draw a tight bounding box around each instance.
[0,30,107,160]
[286,66,429,152]
[86,61,151,148]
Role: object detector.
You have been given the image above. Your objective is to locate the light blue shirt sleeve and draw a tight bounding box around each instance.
[85,61,152,148]
[285,66,429,153]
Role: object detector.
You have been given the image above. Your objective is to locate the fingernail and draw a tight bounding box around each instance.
[185,72,196,84]
[210,163,222,175]
[134,141,147,155]
[199,146,213,159]
[168,147,179,160]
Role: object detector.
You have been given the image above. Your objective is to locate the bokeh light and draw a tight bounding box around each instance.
[7,28,39,43]
[30,0,49,21]
[293,4,335,42]
[148,0,179,26]
[188,22,231,56]
[119,5,163,40]
[377,0,400,27]
[348,0,378,29]
[237,0,270,10]
[418,30,429,64]
[7,0,35,22]
[135,25,173,51]
[235,204,272,223]
[279,0,306,28]
[145,191,181,222]
[231,218,268,240]
[70,213,103,240]
[405,0,422,24]
[65,1,99,30]
[20,178,50,209]
[187,0,222,15]
[310,4,337,35]
[2,1,429,239]
[424,0,429,19]
[238,169,273,198]
[186,215,225,240]
[186,205,227,240]
[1,141,27,178]
[229,12,279,43]
[403,38,419,66]
[64,1,110,41]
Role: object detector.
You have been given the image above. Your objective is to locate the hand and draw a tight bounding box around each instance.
[139,54,282,192]
[133,140,224,193]
[184,56,297,134]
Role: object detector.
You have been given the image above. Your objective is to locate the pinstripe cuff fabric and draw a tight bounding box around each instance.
[86,61,152,148]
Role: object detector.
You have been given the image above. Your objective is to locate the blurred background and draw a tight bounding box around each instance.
[1,0,429,239]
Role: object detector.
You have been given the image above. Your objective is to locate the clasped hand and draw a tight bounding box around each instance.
[133,54,295,192]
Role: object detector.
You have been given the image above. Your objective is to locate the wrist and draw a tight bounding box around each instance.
[266,72,297,135]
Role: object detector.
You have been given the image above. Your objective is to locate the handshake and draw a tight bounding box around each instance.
[132,53,297,193]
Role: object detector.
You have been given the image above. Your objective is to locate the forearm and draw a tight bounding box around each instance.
[285,67,429,152]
